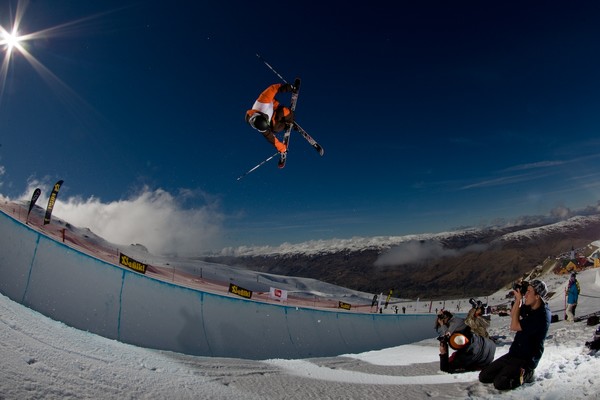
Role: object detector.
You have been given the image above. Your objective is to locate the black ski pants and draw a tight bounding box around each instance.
[478,353,533,390]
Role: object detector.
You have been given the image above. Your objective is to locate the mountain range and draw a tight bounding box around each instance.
[203,215,600,299]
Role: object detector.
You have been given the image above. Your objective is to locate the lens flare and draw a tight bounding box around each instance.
[0,0,119,110]
[1,28,22,52]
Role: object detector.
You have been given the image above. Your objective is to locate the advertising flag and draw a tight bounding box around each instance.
[43,180,63,225]
[27,188,41,220]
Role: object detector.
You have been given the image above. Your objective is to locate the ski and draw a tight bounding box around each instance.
[278,78,301,169]
[293,122,324,156]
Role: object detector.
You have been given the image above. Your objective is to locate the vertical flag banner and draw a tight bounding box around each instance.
[27,188,41,220]
[43,180,64,225]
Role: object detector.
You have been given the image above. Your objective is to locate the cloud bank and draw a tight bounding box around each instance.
[374,240,488,267]
[15,180,225,256]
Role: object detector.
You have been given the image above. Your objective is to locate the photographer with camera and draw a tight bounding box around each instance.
[479,279,551,390]
[435,309,496,373]
[466,298,491,338]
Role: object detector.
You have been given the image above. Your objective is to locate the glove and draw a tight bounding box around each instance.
[274,139,287,153]
[278,83,293,93]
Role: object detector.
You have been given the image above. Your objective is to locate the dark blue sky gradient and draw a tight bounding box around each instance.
[1,1,600,247]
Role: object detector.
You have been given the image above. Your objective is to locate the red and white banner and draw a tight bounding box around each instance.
[269,287,288,302]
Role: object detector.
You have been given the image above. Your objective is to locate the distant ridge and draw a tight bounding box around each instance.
[204,215,600,299]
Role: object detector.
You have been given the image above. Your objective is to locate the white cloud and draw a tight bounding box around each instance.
[374,241,488,267]
[502,160,566,172]
[16,181,226,256]
[460,171,545,190]
[0,165,5,190]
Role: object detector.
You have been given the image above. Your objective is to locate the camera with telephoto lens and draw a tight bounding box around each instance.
[469,298,487,310]
[512,280,529,295]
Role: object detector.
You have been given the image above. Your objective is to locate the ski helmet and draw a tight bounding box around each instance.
[448,333,469,350]
[249,113,269,132]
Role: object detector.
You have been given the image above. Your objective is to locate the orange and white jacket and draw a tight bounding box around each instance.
[246,83,293,132]
[246,83,283,123]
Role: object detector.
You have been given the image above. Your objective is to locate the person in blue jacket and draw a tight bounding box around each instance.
[566,272,580,322]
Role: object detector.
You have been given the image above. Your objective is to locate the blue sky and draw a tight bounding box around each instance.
[1,0,600,253]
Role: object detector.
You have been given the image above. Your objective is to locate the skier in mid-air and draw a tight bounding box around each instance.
[245,82,295,153]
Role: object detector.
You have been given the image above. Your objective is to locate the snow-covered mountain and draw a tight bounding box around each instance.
[217,215,600,257]
[205,214,600,299]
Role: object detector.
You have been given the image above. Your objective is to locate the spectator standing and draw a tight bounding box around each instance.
[565,273,580,322]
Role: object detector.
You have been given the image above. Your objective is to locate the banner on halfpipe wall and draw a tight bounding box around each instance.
[43,180,63,225]
[119,253,148,274]
[269,287,288,302]
[229,283,252,299]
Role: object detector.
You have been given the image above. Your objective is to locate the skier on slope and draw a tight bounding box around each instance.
[245,82,295,153]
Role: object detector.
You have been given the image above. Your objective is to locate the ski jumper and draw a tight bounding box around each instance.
[246,83,294,152]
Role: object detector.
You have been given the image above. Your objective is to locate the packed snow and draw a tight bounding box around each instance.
[2,262,600,399]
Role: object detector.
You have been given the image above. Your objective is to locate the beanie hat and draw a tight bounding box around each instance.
[449,333,469,350]
[530,279,548,300]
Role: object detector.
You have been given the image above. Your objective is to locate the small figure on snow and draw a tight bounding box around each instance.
[566,272,580,322]
[245,83,295,153]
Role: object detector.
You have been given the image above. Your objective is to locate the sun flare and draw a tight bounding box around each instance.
[1,27,23,53]
[0,1,121,110]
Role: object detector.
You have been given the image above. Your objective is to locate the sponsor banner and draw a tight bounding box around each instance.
[229,283,252,299]
[43,180,64,225]
[27,188,41,218]
[119,253,147,274]
[269,287,288,302]
[338,301,352,311]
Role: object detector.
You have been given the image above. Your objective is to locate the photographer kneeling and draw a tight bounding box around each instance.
[435,309,496,373]
[478,279,551,390]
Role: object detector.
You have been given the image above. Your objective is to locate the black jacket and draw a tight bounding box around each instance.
[508,302,551,370]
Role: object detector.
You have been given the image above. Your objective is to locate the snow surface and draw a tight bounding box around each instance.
[2,265,600,399]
